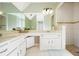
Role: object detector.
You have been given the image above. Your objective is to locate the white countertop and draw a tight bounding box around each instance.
[0,31,61,44]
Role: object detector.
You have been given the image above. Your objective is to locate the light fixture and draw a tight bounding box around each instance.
[0,11,3,15]
[42,8,53,15]
[24,13,36,20]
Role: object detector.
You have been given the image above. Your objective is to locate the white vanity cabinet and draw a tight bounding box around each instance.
[8,37,27,56]
[0,40,19,56]
[40,33,62,50]
[26,36,34,48]
[0,43,9,56]
[8,48,18,56]
[18,38,26,56]
[0,36,27,56]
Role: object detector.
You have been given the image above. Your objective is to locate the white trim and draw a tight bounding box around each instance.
[6,14,9,31]
[55,2,64,10]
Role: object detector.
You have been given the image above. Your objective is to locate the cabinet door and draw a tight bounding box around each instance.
[40,38,61,50]
[50,39,61,49]
[8,48,18,56]
[19,39,26,56]
[40,38,50,50]
[26,37,34,48]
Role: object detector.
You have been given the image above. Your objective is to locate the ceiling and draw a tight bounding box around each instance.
[12,2,31,11]
[0,2,20,13]
[0,2,60,13]
[23,2,60,13]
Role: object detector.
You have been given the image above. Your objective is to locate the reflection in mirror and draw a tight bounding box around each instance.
[0,12,37,31]
[7,13,25,31]
[6,13,37,31]
[0,15,6,30]
[25,15,36,30]
[0,12,54,32]
[51,15,55,30]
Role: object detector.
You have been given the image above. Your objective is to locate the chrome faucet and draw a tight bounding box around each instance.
[0,33,2,37]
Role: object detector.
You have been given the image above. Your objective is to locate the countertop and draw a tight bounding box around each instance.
[0,30,61,44]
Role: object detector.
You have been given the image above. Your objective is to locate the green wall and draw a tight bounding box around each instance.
[25,16,36,30]
[0,15,6,30]
[8,14,17,30]
[25,17,31,29]
[31,16,36,30]
[0,15,6,25]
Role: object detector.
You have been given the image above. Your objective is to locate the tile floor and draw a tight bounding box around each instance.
[66,45,79,56]
[26,46,73,56]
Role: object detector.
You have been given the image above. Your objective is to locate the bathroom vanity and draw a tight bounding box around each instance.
[0,26,66,56]
[0,34,27,56]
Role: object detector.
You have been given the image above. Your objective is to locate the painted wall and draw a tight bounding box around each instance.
[25,16,36,30]
[65,24,74,45]
[56,2,73,22]
[0,15,6,25]
[73,3,79,47]
[7,14,17,30]
[0,15,6,30]
[31,16,36,30]
[56,2,79,46]
[25,17,31,29]
[56,3,74,45]
[73,23,79,47]
[73,3,79,21]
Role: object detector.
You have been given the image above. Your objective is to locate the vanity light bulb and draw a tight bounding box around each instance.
[49,10,53,14]
[42,10,46,15]
[0,11,3,15]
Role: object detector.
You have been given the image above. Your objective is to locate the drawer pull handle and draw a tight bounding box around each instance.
[0,49,7,53]
[24,36,33,39]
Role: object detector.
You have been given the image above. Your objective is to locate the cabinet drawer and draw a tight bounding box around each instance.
[41,34,61,39]
[7,39,21,54]
[0,38,20,56]
[7,48,18,56]
[26,37,34,48]
[0,43,8,56]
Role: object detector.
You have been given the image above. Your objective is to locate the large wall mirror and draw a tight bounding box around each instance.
[0,13,26,31]
[0,13,37,31]
[7,13,25,30]
[0,15,6,30]
[0,13,54,31]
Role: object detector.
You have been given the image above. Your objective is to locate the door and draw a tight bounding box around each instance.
[26,36,34,48]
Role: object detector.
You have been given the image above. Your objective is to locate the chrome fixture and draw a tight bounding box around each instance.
[42,8,53,15]
[0,33,2,37]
